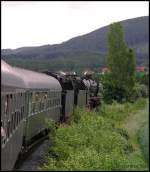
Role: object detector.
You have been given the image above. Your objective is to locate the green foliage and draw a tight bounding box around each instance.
[136,73,149,87]
[138,123,149,162]
[3,52,105,74]
[125,49,136,92]
[130,83,149,102]
[44,118,57,143]
[105,22,136,103]
[99,98,146,123]
[40,99,148,171]
[101,73,127,104]
[107,22,128,80]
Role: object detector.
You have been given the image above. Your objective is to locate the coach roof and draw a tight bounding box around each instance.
[1,60,25,88]
[13,66,62,90]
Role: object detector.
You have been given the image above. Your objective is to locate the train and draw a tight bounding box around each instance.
[1,60,100,171]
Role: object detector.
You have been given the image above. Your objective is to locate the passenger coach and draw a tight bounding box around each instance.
[1,60,26,171]
[13,67,62,146]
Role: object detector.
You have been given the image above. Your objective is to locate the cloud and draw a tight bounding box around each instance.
[2,1,149,49]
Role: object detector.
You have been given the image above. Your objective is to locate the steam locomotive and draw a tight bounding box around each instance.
[1,60,100,171]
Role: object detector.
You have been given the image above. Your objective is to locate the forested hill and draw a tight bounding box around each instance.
[2,16,149,71]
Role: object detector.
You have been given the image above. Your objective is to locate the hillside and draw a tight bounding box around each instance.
[2,16,149,72]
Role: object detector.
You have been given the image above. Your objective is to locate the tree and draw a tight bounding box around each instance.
[125,48,136,98]
[104,22,136,102]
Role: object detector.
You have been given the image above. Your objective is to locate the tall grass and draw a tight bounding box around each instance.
[138,123,149,162]
[40,98,148,171]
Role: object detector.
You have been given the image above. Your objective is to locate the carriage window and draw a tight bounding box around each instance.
[7,120,11,138]
[19,111,21,122]
[44,92,48,100]
[49,92,51,98]
[13,113,15,130]
[33,103,36,113]
[21,106,24,119]
[35,93,39,102]
[51,92,53,98]
[39,102,42,111]
[20,93,23,105]
[5,95,9,114]
[46,100,49,109]
[48,100,50,107]
[14,94,16,109]
[16,111,19,124]
[1,121,6,145]
[30,92,32,101]
[31,103,34,114]
[9,94,13,114]
[21,107,22,119]
[32,93,36,103]
[18,111,20,123]
[14,112,17,128]
[11,114,14,132]
[18,111,20,124]
[48,91,50,99]
[51,99,53,107]
[35,102,39,112]
[55,99,57,106]
[12,94,14,112]
[38,93,40,103]
[22,93,25,104]
[52,99,55,107]
[50,100,52,107]
[21,108,23,119]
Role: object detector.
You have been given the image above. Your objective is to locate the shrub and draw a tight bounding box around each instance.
[40,101,148,171]
[130,83,148,102]
[101,73,128,104]
[138,124,149,162]
[136,73,149,87]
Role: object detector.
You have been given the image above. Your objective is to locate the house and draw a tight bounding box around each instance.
[101,67,109,74]
[136,66,149,72]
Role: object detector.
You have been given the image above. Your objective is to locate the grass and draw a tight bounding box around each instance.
[39,98,149,171]
[138,123,149,162]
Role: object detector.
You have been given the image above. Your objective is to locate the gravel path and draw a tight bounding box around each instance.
[14,139,50,171]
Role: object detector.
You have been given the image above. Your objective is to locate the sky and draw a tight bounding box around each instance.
[2,1,149,49]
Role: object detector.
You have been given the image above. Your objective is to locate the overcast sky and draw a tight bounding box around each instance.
[2,1,149,49]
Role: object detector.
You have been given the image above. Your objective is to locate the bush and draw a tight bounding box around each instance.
[40,101,148,171]
[101,73,128,104]
[129,83,149,102]
[138,123,149,162]
[136,73,149,87]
